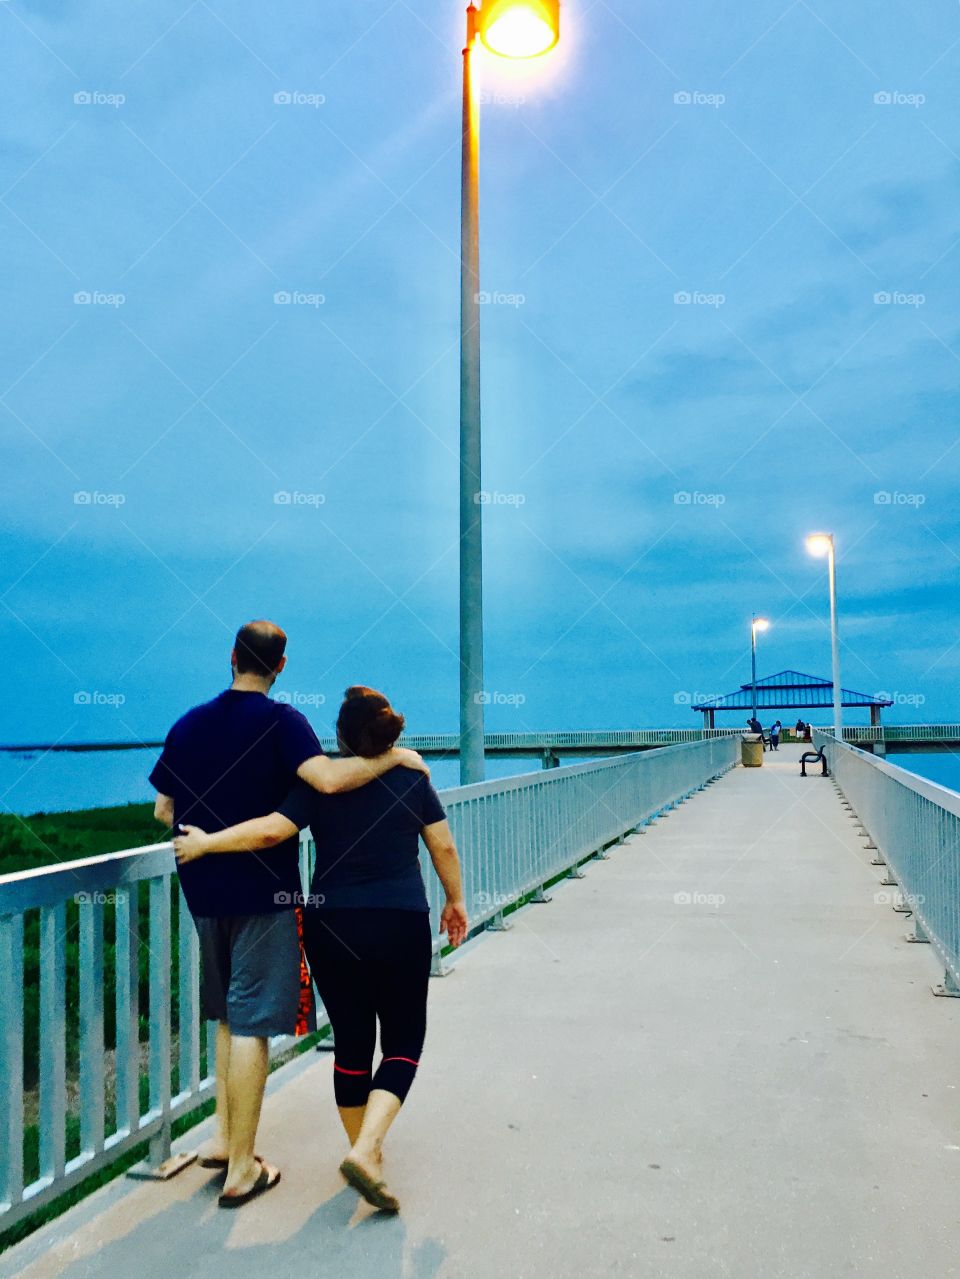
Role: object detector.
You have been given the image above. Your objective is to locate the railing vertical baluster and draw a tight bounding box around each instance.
[177,884,200,1099]
[0,913,24,1209]
[79,895,105,1158]
[148,876,172,1165]
[115,885,140,1139]
[38,902,66,1185]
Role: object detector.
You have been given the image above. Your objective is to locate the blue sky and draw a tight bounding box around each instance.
[2,0,959,748]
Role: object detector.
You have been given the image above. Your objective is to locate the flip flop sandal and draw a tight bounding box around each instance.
[199,1153,261,1170]
[218,1161,281,1209]
[339,1158,400,1213]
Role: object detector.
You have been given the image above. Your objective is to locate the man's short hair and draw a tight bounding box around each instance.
[234,620,287,676]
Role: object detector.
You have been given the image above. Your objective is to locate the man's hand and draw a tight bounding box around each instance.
[393,747,430,778]
[174,824,212,864]
[440,898,469,948]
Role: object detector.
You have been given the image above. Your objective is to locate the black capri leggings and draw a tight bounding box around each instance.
[302,907,432,1107]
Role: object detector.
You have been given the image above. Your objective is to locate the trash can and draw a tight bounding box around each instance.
[741,737,764,768]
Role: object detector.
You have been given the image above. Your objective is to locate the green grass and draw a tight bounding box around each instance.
[0,802,163,875]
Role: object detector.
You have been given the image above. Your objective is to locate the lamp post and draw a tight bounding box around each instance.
[458,0,561,784]
[805,532,842,738]
[750,616,769,724]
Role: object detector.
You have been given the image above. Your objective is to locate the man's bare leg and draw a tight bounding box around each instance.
[200,1022,232,1161]
[222,1034,273,1196]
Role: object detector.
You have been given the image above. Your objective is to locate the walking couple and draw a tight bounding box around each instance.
[150,620,468,1213]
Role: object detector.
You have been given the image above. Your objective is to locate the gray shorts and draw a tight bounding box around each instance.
[196,911,301,1038]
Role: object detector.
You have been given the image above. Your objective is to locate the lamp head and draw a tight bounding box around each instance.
[752,617,770,634]
[478,0,560,58]
[805,532,834,558]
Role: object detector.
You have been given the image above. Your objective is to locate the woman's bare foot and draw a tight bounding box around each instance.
[340,1148,399,1212]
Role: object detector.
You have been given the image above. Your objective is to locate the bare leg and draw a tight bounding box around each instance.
[346,1089,401,1184]
[337,1105,366,1145]
[222,1034,273,1196]
[200,1022,232,1160]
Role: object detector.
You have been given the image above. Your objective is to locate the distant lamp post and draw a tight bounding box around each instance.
[750,616,770,725]
[458,0,561,785]
[805,532,842,737]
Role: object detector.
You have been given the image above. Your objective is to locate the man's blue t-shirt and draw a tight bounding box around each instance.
[277,768,446,912]
[149,689,322,918]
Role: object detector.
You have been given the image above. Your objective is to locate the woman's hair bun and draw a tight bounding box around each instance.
[337,686,406,757]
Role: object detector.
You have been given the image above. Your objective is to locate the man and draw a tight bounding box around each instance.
[150,619,427,1208]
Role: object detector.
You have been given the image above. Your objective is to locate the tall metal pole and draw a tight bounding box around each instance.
[459,4,485,784]
[827,541,842,739]
[750,619,758,724]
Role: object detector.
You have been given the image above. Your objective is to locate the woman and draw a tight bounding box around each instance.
[174,686,469,1213]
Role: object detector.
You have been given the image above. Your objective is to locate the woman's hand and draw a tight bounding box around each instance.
[440,898,469,948]
[174,824,211,864]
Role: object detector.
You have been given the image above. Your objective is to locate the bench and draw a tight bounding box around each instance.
[800,748,828,777]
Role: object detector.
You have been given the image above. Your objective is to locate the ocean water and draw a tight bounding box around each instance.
[0,750,542,818]
[0,746,957,819]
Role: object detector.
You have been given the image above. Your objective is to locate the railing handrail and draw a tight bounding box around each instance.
[813,731,960,815]
[814,729,960,997]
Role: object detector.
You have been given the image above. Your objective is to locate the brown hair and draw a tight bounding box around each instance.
[336,685,405,758]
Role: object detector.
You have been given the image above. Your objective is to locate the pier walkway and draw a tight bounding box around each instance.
[2,744,958,1279]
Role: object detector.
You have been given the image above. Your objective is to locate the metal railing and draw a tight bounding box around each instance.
[838,724,960,744]
[317,728,743,754]
[814,731,960,997]
[0,735,738,1228]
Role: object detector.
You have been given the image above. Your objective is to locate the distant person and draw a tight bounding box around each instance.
[769,720,782,751]
[747,716,763,736]
[150,622,428,1209]
[795,718,805,734]
[174,685,468,1215]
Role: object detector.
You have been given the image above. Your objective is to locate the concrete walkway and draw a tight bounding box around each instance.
[3,746,959,1279]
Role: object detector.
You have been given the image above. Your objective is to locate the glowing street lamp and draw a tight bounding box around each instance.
[458,1,561,784]
[479,0,561,57]
[750,616,770,725]
[805,532,843,737]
